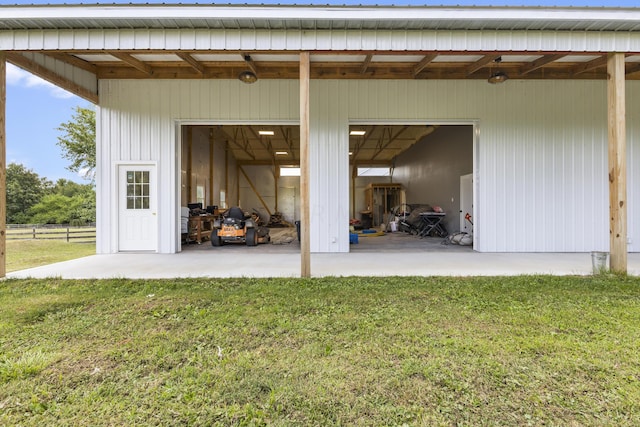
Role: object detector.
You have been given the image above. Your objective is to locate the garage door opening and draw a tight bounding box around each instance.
[349,124,475,251]
[179,124,301,251]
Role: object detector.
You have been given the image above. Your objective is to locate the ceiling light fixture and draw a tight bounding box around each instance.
[258,130,275,136]
[488,56,509,84]
[350,130,366,136]
[238,70,257,84]
[275,151,288,155]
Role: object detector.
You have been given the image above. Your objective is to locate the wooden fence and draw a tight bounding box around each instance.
[6,224,96,243]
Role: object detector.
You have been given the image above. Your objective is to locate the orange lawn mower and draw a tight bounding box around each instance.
[211,207,270,247]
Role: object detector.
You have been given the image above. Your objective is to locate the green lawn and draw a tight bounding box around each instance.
[5,240,96,272]
[1,276,639,426]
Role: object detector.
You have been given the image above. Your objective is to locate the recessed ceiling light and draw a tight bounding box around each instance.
[259,130,275,136]
[349,152,353,155]
[350,130,366,136]
[275,151,288,155]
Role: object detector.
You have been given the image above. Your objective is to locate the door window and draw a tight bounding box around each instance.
[126,171,150,210]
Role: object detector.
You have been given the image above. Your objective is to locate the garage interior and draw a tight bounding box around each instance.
[180,123,474,251]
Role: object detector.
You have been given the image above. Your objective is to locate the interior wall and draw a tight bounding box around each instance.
[181,126,238,210]
[239,165,300,224]
[393,125,473,233]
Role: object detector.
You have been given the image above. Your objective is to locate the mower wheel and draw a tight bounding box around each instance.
[211,229,222,247]
[246,228,258,246]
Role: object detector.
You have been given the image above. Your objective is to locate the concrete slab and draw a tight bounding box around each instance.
[7,251,640,279]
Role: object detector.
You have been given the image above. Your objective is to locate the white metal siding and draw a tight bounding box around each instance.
[97,79,299,253]
[98,78,640,254]
[4,29,640,52]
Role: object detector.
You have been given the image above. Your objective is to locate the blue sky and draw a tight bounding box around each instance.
[4,0,638,183]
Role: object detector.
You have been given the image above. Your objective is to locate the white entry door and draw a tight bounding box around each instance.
[460,173,473,234]
[118,165,158,251]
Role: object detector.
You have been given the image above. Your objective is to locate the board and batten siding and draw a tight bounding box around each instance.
[97,78,639,254]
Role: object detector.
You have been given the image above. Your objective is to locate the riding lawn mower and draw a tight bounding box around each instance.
[210,206,270,246]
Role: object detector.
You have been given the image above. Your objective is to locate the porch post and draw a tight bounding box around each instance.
[0,53,6,278]
[607,52,627,273]
[300,52,311,278]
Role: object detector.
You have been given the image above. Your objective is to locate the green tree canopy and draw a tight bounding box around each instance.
[57,106,96,181]
[6,163,52,224]
[29,180,96,225]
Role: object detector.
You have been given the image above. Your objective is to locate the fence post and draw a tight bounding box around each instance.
[67,226,70,242]
[32,227,36,239]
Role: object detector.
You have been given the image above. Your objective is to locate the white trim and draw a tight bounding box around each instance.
[175,119,300,252]
[3,5,640,24]
[349,119,479,250]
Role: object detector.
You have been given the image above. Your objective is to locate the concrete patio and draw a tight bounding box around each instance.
[7,250,640,279]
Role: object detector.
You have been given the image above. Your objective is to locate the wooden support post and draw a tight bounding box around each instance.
[186,127,193,202]
[300,52,311,278]
[274,165,280,213]
[0,53,6,278]
[209,130,214,206]
[225,141,229,208]
[607,52,627,273]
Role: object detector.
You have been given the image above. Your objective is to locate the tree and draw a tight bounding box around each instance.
[57,106,96,181]
[29,180,96,225]
[6,163,53,224]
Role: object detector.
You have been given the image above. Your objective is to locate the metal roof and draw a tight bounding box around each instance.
[2,4,640,32]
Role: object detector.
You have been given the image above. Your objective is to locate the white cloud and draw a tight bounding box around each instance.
[6,63,75,99]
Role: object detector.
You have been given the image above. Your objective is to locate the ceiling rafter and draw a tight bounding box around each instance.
[109,51,153,75]
[360,54,373,74]
[279,125,297,161]
[412,53,438,77]
[351,126,374,161]
[241,52,259,75]
[466,54,502,76]
[4,52,98,103]
[371,126,410,161]
[44,52,98,74]
[571,54,609,76]
[218,126,255,160]
[519,54,567,76]
[175,52,206,75]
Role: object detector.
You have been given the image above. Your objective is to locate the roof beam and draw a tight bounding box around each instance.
[4,52,98,104]
[519,54,567,76]
[175,52,205,75]
[571,54,608,76]
[466,54,502,76]
[43,52,98,74]
[360,54,373,74]
[412,53,438,77]
[371,126,410,161]
[109,52,153,75]
[241,52,259,75]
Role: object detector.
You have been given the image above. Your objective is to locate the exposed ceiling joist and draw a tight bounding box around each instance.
[44,52,98,74]
[519,54,567,75]
[109,52,153,75]
[466,54,502,76]
[176,52,205,75]
[371,126,410,161]
[412,53,438,77]
[4,52,98,103]
[571,54,608,76]
[360,54,373,74]
[241,52,259,75]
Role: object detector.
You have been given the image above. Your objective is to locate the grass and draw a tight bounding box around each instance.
[5,240,95,272]
[0,276,639,426]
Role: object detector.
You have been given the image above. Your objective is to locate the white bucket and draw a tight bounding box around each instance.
[591,251,609,274]
[389,221,397,232]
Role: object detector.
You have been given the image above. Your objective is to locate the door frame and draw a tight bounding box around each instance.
[348,119,479,250]
[115,161,159,252]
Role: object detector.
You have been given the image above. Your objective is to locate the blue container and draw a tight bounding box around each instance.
[349,233,359,244]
